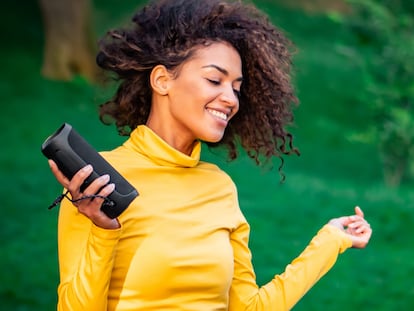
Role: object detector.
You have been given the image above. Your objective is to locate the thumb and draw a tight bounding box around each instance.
[355,206,364,218]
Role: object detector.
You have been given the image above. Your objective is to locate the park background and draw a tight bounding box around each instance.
[1,0,414,310]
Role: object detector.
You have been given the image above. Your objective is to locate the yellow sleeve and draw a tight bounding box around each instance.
[228,223,352,311]
[57,197,122,311]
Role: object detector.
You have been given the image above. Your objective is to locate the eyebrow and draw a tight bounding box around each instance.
[202,64,243,82]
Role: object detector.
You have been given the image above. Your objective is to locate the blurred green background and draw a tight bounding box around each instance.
[1,0,413,310]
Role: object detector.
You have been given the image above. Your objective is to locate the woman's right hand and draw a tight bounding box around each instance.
[48,159,120,230]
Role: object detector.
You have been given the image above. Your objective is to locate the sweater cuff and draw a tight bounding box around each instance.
[89,223,122,247]
[320,224,353,253]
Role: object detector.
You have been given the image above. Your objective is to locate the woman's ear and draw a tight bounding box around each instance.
[150,65,170,96]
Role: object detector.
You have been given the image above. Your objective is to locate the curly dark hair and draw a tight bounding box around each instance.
[96,0,300,170]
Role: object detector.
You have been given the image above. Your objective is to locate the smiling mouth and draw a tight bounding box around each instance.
[207,108,228,121]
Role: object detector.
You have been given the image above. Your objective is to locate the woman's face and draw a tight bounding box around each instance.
[149,42,243,152]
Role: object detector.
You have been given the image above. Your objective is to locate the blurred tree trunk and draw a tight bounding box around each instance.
[39,0,99,82]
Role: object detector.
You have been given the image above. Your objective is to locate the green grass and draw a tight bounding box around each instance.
[1,0,413,310]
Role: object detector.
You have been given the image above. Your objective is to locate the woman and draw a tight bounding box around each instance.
[48,0,372,310]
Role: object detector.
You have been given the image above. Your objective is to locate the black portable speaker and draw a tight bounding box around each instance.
[41,123,138,218]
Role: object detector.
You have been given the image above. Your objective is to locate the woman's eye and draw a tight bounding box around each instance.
[207,79,220,85]
[233,89,241,98]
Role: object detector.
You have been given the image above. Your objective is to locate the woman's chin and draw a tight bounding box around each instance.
[200,132,225,144]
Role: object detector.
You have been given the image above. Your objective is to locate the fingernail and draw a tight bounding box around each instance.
[101,174,110,182]
[83,164,93,172]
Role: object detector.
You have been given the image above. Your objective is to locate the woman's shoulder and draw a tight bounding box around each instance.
[99,144,143,162]
[197,161,235,183]
[198,160,226,172]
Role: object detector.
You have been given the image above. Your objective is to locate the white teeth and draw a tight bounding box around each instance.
[207,109,228,121]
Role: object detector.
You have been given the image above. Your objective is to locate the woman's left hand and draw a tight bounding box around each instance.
[328,206,372,249]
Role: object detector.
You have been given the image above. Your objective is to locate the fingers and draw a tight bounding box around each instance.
[328,205,372,249]
[48,159,70,185]
[328,216,352,229]
[76,176,115,211]
[349,223,372,248]
[99,183,116,197]
[348,207,370,234]
[49,161,110,206]
[83,173,110,196]
[346,206,366,225]
[48,160,119,229]
[73,172,112,206]
[329,206,367,227]
[48,160,93,194]
[347,207,372,248]
[68,165,93,194]
[347,219,371,234]
[76,181,118,230]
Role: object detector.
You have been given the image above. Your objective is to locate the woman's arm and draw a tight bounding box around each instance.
[229,207,371,311]
[48,160,122,310]
[57,198,122,311]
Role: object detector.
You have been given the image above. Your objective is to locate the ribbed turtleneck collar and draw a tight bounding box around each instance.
[123,125,201,168]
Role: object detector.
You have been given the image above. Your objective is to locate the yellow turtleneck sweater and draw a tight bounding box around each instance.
[56,125,352,311]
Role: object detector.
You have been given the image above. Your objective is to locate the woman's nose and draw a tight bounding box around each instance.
[220,85,239,107]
